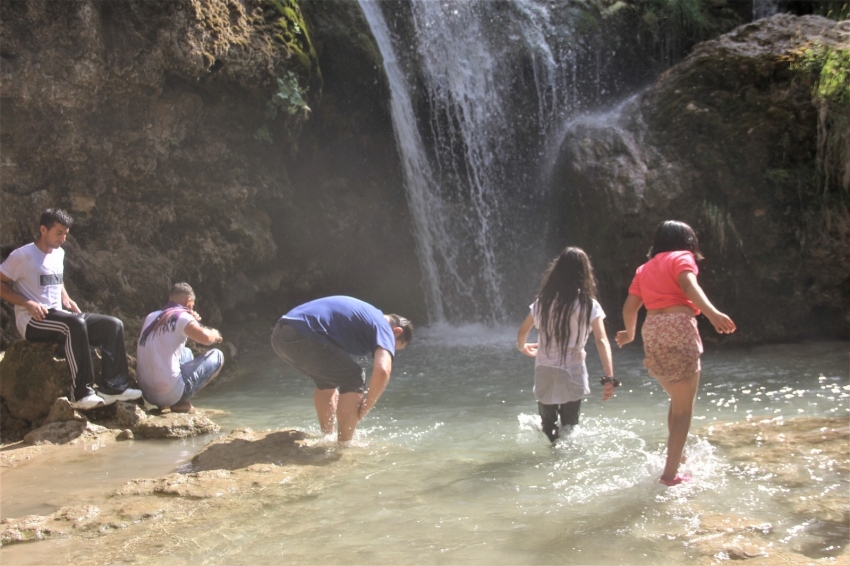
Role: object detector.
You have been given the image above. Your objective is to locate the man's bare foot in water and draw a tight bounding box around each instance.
[169,401,195,413]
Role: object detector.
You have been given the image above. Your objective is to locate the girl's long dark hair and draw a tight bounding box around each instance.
[536,247,598,365]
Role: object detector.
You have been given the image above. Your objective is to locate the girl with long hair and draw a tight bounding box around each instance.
[517,247,616,443]
[616,220,736,485]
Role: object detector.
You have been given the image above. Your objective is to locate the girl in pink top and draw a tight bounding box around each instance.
[616,221,736,486]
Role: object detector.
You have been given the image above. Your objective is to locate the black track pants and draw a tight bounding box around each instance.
[25,310,130,401]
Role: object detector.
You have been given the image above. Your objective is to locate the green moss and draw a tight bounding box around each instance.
[265,0,319,77]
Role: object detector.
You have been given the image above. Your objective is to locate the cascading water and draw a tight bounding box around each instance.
[359,0,596,324]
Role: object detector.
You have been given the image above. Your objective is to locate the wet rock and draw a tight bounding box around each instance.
[190,427,338,471]
[0,514,65,545]
[699,416,850,525]
[23,420,108,445]
[113,402,146,429]
[43,398,87,425]
[116,429,134,441]
[689,514,773,560]
[130,411,220,439]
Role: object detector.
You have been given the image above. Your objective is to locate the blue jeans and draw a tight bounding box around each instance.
[176,347,224,404]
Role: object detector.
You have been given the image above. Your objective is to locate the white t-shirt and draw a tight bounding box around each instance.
[531,297,604,369]
[136,310,194,405]
[0,243,66,336]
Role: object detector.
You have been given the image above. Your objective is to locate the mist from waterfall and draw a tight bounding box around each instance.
[360,0,604,324]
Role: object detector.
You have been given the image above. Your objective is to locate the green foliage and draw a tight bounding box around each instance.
[790,42,850,106]
[788,41,850,197]
[270,71,310,118]
[266,0,318,74]
[254,124,273,144]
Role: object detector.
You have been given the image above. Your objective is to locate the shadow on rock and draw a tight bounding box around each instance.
[190,428,341,472]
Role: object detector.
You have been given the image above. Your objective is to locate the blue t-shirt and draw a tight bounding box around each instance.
[281,296,396,357]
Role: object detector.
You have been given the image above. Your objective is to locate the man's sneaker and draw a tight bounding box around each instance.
[70,394,106,410]
[98,388,143,403]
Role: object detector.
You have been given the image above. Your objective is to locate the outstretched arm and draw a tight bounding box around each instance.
[615,294,643,347]
[516,313,537,357]
[677,271,736,334]
[359,346,393,418]
[591,316,616,401]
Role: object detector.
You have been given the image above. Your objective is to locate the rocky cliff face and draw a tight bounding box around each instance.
[550,15,850,342]
[0,0,425,349]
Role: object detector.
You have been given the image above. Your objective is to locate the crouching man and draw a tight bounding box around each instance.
[136,283,224,413]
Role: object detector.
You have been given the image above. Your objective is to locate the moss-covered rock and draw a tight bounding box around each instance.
[550,14,849,342]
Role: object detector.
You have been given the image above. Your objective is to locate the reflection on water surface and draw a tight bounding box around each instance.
[1,328,847,565]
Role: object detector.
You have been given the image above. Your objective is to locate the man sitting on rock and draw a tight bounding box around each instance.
[0,208,142,410]
[136,282,224,413]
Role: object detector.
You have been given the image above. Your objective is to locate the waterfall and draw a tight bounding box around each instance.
[359,0,590,324]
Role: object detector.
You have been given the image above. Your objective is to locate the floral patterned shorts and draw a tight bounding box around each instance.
[641,313,703,382]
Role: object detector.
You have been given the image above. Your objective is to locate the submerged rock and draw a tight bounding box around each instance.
[191,427,338,471]
[699,416,849,525]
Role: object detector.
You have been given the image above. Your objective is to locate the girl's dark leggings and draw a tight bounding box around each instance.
[538,400,582,443]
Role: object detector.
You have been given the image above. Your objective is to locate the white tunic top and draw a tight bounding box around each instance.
[530,298,604,404]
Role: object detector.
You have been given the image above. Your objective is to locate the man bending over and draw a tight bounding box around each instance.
[136,283,224,413]
[0,208,141,410]
[271,296,413,442]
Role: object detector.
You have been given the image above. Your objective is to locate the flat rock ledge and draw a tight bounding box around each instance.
[0,428,341,549]
[22,398,220,445]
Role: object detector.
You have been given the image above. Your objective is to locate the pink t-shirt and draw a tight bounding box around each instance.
[627,251,700,314]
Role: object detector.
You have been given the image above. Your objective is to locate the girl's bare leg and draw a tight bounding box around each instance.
[658,372,700,481]
[313,388,339,435]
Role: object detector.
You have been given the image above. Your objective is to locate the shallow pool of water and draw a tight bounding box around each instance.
[2,327,848,564]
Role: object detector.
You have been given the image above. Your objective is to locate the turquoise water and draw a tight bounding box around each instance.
[1,327,847,564]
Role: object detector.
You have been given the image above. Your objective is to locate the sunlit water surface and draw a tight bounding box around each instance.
[2,327,848,564]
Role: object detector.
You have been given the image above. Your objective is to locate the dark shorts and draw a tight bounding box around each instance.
[271,321,366,394]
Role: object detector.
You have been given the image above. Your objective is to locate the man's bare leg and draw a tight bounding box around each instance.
[313,388,339,435]
[336,391,364,442]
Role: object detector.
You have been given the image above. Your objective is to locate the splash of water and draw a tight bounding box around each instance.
[359,0,590,324]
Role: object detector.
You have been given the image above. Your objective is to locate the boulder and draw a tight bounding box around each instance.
[550,14,849,342]
[0,341,74,425]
